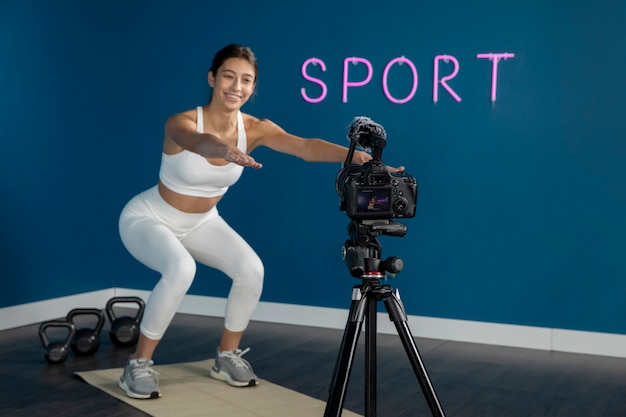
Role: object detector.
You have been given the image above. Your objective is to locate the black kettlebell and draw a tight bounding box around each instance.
[39,320,76,364]
[66,308,105,356]
[106,296,145,347]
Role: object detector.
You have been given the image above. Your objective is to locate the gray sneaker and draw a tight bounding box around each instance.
[118,357,162,399]
[210,347,258,387]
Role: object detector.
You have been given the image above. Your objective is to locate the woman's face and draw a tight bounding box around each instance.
[208,57,256,110]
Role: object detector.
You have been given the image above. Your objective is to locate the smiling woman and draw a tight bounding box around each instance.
[115,43,372,400]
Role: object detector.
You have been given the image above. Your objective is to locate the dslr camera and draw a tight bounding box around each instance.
[336,117,418,221]
[337,161,417,220]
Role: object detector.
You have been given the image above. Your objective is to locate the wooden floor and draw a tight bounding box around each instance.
[2,311,626,417]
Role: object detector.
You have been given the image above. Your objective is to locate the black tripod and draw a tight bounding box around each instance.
[324,220,446,417]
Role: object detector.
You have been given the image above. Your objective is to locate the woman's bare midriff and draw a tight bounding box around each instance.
[158,181,223,213]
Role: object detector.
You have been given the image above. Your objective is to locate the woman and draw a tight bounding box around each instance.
[117,43,375,399]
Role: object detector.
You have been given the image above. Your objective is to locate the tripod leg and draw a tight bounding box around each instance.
[324,286,368,417]
[384,290,446,417]
[364,289,377,417]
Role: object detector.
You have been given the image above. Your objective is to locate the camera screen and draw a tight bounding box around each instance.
[356,189,391,213]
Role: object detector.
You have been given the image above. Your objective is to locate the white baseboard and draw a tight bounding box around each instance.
[0,289,116,330]
[4,288,626,359]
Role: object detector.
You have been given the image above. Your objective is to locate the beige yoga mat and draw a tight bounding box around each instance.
[75,359,362,417]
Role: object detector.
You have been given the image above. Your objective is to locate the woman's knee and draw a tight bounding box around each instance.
[162,255,197,294]
[236,256,264,292]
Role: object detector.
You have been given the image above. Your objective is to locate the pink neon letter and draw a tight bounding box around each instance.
[476,53,515,102]
[382,57,418,104]
[301,58,328,103]
[343,57,373,103]
[433,55,461,103]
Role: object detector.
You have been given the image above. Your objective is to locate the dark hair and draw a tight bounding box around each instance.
[209,44,258,82]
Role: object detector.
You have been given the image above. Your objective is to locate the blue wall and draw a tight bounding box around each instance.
[2,0,626,335]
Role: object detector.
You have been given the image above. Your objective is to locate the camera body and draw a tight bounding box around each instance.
[337,160,418,220]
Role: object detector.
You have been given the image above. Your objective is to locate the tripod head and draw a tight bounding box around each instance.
[343,219,406,278]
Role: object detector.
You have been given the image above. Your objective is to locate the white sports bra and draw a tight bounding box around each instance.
[158,106,247,198]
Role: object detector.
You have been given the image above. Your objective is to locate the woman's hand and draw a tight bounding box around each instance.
[386,164,405,173]
[224,146,263,169]
[353,150,405,173]
[352,150,372,165]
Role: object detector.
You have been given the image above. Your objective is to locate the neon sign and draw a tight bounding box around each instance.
[300,52,515,104]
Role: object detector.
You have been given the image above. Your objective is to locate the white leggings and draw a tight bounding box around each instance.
[118,186,264,340]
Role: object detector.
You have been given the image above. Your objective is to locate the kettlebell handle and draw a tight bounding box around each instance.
[66,308,106,334]
[105,296,145,322]
[39,320,76,348]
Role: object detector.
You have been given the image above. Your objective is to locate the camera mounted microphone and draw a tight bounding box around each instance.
[347,116,387,162]
[343,116,387,167]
